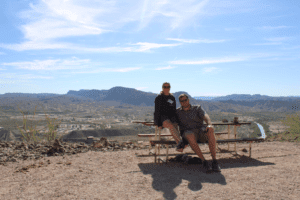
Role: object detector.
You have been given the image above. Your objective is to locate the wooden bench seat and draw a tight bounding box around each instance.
[138,131,228,137]
[150,137,264,145]
[138,134,173,137]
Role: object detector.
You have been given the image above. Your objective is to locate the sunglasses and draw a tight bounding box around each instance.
[163,86,170,89]
[180,98,188,103]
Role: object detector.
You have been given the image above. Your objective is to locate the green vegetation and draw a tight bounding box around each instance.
[249,123,261,138]
[43,114,62,142]
[266,114,300,142]
[282,114,300,134]
[15,105,62,143]
[16,105,42,142]
[280,114,300,142]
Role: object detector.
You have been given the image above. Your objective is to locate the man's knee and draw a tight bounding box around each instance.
[206,129,215,139]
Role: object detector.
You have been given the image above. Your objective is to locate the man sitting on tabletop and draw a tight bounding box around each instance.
[176,94,221,172]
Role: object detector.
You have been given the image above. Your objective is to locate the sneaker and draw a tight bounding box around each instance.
[211,160,221,172]
[202,160,212,173]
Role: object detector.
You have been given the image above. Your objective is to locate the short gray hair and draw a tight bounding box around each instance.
[178,93,189,100]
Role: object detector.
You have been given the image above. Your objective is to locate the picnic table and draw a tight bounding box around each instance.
[132,118,265,163]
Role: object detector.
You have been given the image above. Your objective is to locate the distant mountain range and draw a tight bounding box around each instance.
[1,86,299,112]
[194,94,300,101]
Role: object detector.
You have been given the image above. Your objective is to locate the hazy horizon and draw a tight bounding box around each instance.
[0,87,299,98]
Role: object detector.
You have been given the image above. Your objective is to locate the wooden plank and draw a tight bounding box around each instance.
[217,138,265,143]
[150,137,265,145]
[215,131,228,135]
[138,134,173,137]
[136,151,237,157]
[139,131,227,137]
[132,121,252,126]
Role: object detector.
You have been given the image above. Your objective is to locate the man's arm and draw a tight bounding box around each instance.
[203,113,214,130]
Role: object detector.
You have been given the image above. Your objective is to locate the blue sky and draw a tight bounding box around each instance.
[0,0,299,97]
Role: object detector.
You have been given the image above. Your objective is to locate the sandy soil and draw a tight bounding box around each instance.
[0,141,299,200]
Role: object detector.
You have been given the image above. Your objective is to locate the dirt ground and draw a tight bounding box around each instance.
[0,141,299,200]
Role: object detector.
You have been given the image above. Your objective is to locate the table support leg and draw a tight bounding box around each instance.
[234,125,237,153]
[249,142,252,157]
[227,125,231,150]
[166,144,169,163]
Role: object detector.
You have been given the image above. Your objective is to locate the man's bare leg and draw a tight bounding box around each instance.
[185,133,205,161]
[207,129,217,160]
[162,120,181,143]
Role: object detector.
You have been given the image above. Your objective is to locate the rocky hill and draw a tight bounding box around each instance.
[1,87,299,112]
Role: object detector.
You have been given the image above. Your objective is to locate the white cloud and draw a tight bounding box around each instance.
[19,74,53,80]
[155,65,175,70]
[1,40,181,52]
[80,42,181,52]
[20,0,111,42]
[1,0,209,52]
[0,41,72,51]
[109,67,141,72]
[2,57,91,70]
[132,42,181,52]
[167,38,226,43]
[72,67,141,74]
[139,0,209,29]
[170,57,246,65]
[203,67,219,73]
[0,73,52,84]
[0,80,17,85]
[252,37,293,46]
[1,57,142,74]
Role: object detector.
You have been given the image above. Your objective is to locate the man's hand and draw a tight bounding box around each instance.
[158,126,163,129]
[206,125,214,132]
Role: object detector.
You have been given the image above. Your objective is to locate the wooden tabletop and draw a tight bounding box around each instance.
[131,121,251,126]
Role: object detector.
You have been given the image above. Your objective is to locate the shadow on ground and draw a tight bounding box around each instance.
[138,156,274,200]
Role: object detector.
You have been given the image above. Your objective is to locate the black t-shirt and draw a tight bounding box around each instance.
[154,93,177,127]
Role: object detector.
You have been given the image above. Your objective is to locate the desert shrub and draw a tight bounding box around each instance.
[267,114,300,142]
[281,114,300,134]
[279,114,300,141]
[16,105,62,142]
[16,105,41,142]
[249,123,261,138]
[43,114,62,142]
